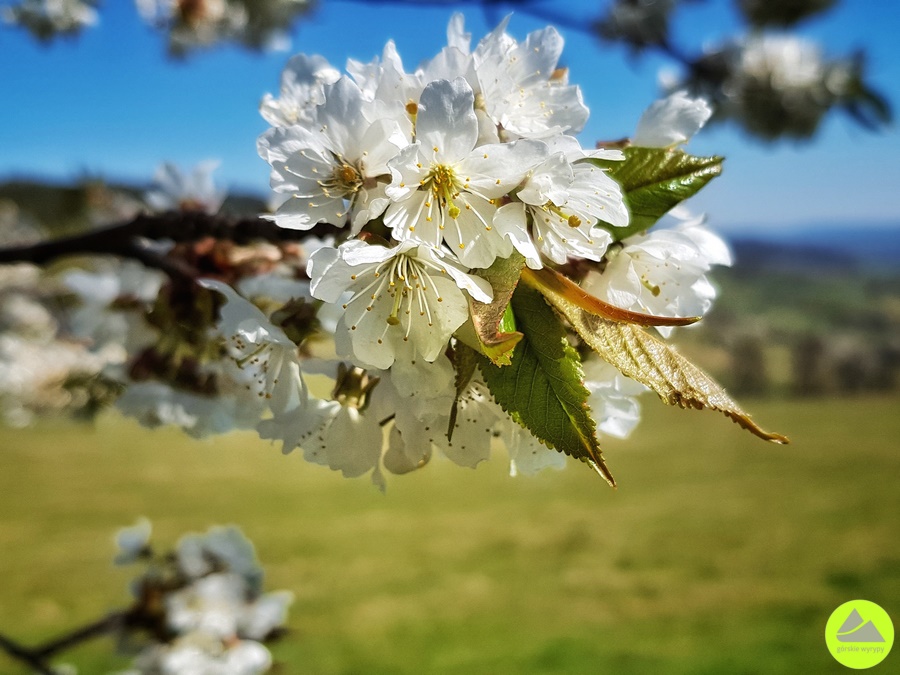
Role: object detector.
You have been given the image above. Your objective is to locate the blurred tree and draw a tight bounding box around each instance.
[729,334,770,396]
[791,333,829,396]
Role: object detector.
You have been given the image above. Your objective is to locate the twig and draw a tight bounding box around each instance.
[32,610,130,660]
[0,632,54,674]
[0,610,131,673]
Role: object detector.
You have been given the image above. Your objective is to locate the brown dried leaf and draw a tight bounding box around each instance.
[566,309,789,444]
[522,268,790,444]
[458,253,526,365]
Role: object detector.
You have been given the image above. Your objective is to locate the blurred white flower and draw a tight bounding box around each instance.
[114,517,153,565]
[584,212,731,337]
[62,259,165,358]
[584,359,648,439]
[260,53,341,127]
[634,90,712,147]
[145,161,226,214]
[130,633,273,675]
[506,422,567,476]
[137,0,311,55]
[2,0,98,40]
[597,0,675,49]
[167,572,248,639]
[176,525,263,589]
[115,379,265,438]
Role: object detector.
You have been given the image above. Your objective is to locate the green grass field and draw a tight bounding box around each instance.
[1,395,898,674]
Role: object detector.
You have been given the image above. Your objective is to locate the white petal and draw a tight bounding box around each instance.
[634,90,712,148]
[416,78,479,163]
[325,407,383,477]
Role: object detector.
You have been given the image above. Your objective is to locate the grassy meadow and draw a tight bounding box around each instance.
[0,394,898,674]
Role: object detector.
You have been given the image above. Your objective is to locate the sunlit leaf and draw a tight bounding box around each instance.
[478,285,616,486]
[589,147,723,240]
[538,288,789,444]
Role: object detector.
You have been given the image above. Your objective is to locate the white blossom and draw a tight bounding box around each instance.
[384,78,547,269]
[176,525,264,589]
[259,76,408,232]
[145,161,226,214]
[260,53,341,127]
[130,633,273,675]
[167,572,248,640]
[62,260,164,359]
[115,380,265,438]
[199,279,307,415]
[583,359,648,439]
[114,517,153,566]
[308,239,491,370]
[505,423,567,476]
[583,212,731,337]
[136,0,310,55]
[495,137,627,267]
[472,17,590,139]
[634,90,712,147]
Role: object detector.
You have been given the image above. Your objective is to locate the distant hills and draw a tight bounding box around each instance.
[725,222,900,271]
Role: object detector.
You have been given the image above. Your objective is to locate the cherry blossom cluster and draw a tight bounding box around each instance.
[1,0,97,40]
[114,520,292,675]
[135,0,311,54]
[259,15,632,367]
[232,15,727,484]
[0,16,733,486]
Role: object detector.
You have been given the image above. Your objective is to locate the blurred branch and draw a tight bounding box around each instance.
[0,632,54,675]
[0,610,130,674]
[0,211,341,280]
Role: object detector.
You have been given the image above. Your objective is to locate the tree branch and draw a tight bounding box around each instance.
[0,610,136,673]
[0,211,341,279]
[32,611,130,659]
[0,632,55,675]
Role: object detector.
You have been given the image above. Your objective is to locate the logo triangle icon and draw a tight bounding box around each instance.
[836,608,886,643]
[838,609,864,633]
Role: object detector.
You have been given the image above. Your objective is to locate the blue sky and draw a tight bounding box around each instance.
[1,0,899,233]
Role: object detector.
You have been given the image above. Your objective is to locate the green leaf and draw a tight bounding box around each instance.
[477,284,616,486]
[589,147,723,240]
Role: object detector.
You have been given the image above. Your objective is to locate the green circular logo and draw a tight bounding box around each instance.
[826,600,894,669]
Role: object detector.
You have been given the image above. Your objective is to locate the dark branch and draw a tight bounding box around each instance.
[0,211,342,279]
[0,632,54,675]
[32,611,129,659]
[0,610,136,673]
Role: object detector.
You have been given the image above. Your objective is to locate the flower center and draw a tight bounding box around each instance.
[424,164,463,219]
[319,162,363,199]
[332,363,379,409]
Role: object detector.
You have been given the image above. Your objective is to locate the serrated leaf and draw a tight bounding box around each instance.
[456,253,525,365]
[477,285,616,486]
[589,147,723,240]
[540,290,789,444]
